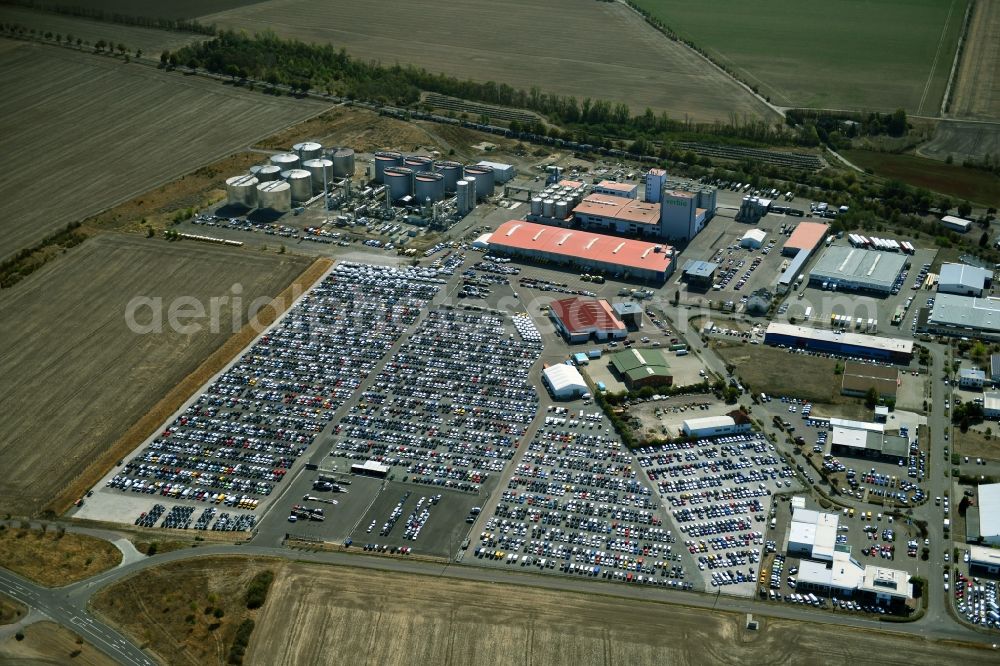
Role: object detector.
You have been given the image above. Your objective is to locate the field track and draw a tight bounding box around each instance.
[0,41,328,260]
[0,234,313,517]
[197,0,776,122]
[950,0,1000,120]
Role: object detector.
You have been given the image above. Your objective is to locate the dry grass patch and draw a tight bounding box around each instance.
[0,593,27,625]
[0,526,121,586]
[715,343,840,403]
[957,426,1000,460]
[0,620,116,665]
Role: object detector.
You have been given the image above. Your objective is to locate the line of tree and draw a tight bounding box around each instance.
[785,108,909,147]
[0,0,217,35]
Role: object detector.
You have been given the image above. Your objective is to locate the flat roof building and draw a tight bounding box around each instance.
[783,221,829,256]
[475,160,515,183]
[789,507,840,561]
[969,545,1000,576]
[808,246,907,294]
[920,294,1000,340]
[543,364,588,400]
[488,221,674,283]
[840,361,899,399]
[941,215,972,233]
[550,297,627,344]
[592,180,638,199]
[797,550,912,605]
[830,425,909,464]
[992,353,1000,382]
[976,483,1000,546]
[681,412,751,438]
[681,259,718,286]
[611,301,643,330]
[764,322,913,363]
[609,348,672,390]
[938,263,992,297]
[960,367,986,389]
[351,460,390,478]
[983,391,1000,419]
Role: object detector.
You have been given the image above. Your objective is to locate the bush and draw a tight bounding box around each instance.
[245,570,274,609]
[227,619,256,665]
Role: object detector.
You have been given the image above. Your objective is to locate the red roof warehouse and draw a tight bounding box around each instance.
[549,297,628,343]
[487,220,674,283]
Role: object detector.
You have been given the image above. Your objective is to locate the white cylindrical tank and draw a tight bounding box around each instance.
[555,200,569,219]
[302,158,334,194]
[373,151,403,183]
[256,165,282,182]
[249,165,264,178]
[403,155,433,172]
[542,199,555,217]
[293,142,323,162]
[270,152,300,173]
[434,161,463,192]
[383,166,414,201]
[226,174,259,209]
[257,180,291,213]
[530,197,543,216]
[332,148,355,178]
[464,165,495,200]
[414,172,445,203]
[282,169,313,203]
[456,180,471,214]
[463,176,477,209]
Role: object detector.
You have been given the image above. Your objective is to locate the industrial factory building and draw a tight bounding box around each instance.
[681,260,718,287]
[592,180,638,199]
[612,302,643,330]
[609,348,672,390]
[788,507,840,562]
[763,322,913,363]
[487,221,675,283]
[475,161,515,183]
[840,362,899,400]
[549,297,627,344]
[808,246,908,294]
[828,418,909,465]
[917,293,1000,341]
[782,221,829,256]
[681,413,751,438]
[938,263,993,297]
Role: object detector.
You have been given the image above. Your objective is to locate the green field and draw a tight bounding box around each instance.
[843,149,1000,207]
[631,0,967,114]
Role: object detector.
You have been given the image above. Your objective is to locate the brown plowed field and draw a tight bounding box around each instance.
[0,42,327,260]
[198,0,777,122]
[951,0,1000,119]
[0,234,311,516]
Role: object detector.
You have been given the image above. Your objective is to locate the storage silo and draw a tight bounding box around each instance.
[332,148,355,178]
[293,142,323,162]
[383,166,414,201]
[249,165,264,178]
[256,165,282,182]
[373,151,403,183]
[555,200,569,219]
[530,197,543,216]
[463,176,477,208]
[434,161,463,192]
[282,169,314,203]
[257,180,291,213]
[270,152,300,173]
[464,165,495,200]
[456,180,472,215]
[414,172,445,203]
[226,174,259,209]
[542,199,555,217]
[302,158,333,194]
[403,155,433,172]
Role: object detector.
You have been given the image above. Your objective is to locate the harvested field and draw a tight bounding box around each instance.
[0,7,205,54]
[0,621,116,666]
[842,149,1000,207]
[918,120,1000,164]
[8,0,264,19]
[715,343,840,404]
[198,0,776,122]
[91,556,276,666]
[631,0,966,114]
[0,526,121,586]
[950,0,1000,120]
[0,593,26,625]
[0,42,328,260]
[0,234,313,516]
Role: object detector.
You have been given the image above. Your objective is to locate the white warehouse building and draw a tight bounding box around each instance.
[682,414,751,438]
[542,364,588,400]
[740,228,767,249]
[938,263,993,297]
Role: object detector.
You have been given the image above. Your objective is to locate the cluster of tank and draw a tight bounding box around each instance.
[530,181,585,219]
[225,142,357,213]
[373,152,494,206]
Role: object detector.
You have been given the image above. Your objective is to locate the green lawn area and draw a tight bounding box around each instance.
[842,149,1000,207]
[631,0,966,113]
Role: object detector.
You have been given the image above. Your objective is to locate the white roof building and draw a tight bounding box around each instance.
[740,228,767,248]
[978,483,1000,545]
[471,233,492,249]
[788,507,839,561]
[797,550,912,603]
[969,545,1000,574]
[543,364,588,399]
[984,391,1000,419]
[938,263,992,297]
[681,414,750,437]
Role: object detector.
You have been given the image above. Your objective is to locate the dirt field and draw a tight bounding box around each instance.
[918,120,1000,164]
[957,426,1000,459]
[0,526,121,586]
[198,0,776,122]
[950,0,1000,120]
[843,149,1000,207]
[0,593,26,625]
[0,42,327,260]
[0,7,205,54]
[0,621,116,665]
[0,234,311,516]
[91,556,275,666]
[716,343,840,404]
